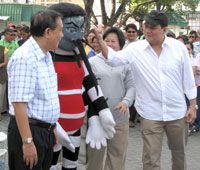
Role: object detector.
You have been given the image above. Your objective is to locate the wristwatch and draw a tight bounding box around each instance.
[189,105,198,110]
[23,138,33,144]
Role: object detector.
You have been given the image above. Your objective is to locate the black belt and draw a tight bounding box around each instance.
[11,115,56,131]
[28,118,56,131]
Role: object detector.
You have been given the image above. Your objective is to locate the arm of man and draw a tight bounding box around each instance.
[13,102,38,169]
[94,25,108,59]
[94,25,135,67]
[185,99,197,123]
[181,44,197,123]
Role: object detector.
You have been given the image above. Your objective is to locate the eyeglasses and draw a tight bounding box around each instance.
[127,31,136,33]
[189,36,195,38]
[7,34,16,36]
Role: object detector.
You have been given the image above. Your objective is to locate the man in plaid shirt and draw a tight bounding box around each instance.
[7,10,63,170]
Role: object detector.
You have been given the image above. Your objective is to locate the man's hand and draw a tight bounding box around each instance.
[185,108,197,123]
[94,24,104,40]
[12,102,37,169]
[114,102,127,115]
[23,142,38,169]
[53,127,59,148]
[94,24,109,59]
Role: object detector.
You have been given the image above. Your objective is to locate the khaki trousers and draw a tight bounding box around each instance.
[86,121,129,170]
[141,117,188,170]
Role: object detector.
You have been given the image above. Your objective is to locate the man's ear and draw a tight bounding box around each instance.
[163,26,168,34]
[43,27,51,38]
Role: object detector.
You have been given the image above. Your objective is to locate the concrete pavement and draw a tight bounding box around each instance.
[1,113,200,170]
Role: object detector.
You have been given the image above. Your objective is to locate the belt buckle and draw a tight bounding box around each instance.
[48,124,54,131]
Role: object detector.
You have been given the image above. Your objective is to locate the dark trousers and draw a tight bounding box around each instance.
[8,116,56,170]
[129,103,137,123]
[193,86,200,130]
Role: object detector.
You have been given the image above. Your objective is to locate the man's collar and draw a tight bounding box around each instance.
[143,36,170,49]
[29,36,47,60]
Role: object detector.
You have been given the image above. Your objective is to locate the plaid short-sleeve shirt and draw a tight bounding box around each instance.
[7,36,60,123]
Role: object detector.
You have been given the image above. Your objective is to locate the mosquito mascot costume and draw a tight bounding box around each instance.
[48,3,116,170]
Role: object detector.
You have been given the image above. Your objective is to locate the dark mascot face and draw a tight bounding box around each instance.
[58,16,85,51]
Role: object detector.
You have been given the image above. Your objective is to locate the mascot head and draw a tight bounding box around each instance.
[49,3,99,95]
[48,3,86,51]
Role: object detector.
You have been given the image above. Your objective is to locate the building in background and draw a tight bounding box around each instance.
[166,11,188,36]
[0,0,34,3]
[34,0,84,7]
[0,3,46,32]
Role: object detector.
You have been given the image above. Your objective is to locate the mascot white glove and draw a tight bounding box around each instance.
[56,122,75,153]
[99,108,116,139]
[86,116,107,150]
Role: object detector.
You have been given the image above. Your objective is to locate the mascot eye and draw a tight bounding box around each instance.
[66,27,76,33]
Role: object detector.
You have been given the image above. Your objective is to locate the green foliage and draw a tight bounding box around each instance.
[125,0,196,18]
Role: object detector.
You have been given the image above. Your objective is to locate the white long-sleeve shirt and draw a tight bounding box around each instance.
[106,37,197,121]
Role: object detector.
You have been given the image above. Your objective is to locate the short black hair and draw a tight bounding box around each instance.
[104,23,112,28]
[176,35,186,43]
[87,29,95,35]
[182,35,188,42]
[48,3,86,17]
[189,30,197,39]
[184,41,194,51]
[166,31,176,38]
[21,25,30,34]
[30,10,61,37]
[92,36,96,43]
[103,27,125,50]
[125,24,137,32]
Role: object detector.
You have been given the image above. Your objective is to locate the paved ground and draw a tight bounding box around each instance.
[1,113,200,170]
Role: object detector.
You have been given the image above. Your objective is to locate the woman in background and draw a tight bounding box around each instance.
[0,45,8,120]
[87,27,135,170]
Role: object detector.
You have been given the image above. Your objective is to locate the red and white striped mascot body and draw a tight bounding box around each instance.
[49,3,116,170]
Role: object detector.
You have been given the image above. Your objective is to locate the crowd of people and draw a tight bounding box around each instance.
[0,3,199,170]
[0,24,31,120]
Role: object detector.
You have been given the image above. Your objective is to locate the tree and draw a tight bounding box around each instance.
[117,0,156,27]
[83,0,156,31]
[83,0,197,32]
[83,0,95,36]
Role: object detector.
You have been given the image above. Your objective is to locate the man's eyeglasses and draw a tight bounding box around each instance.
[7,34,16,36]
[127,31,136,33]
[189,35,195,38]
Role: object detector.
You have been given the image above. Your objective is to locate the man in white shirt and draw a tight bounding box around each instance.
[94,10,197,170]
[123,23,138,49]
